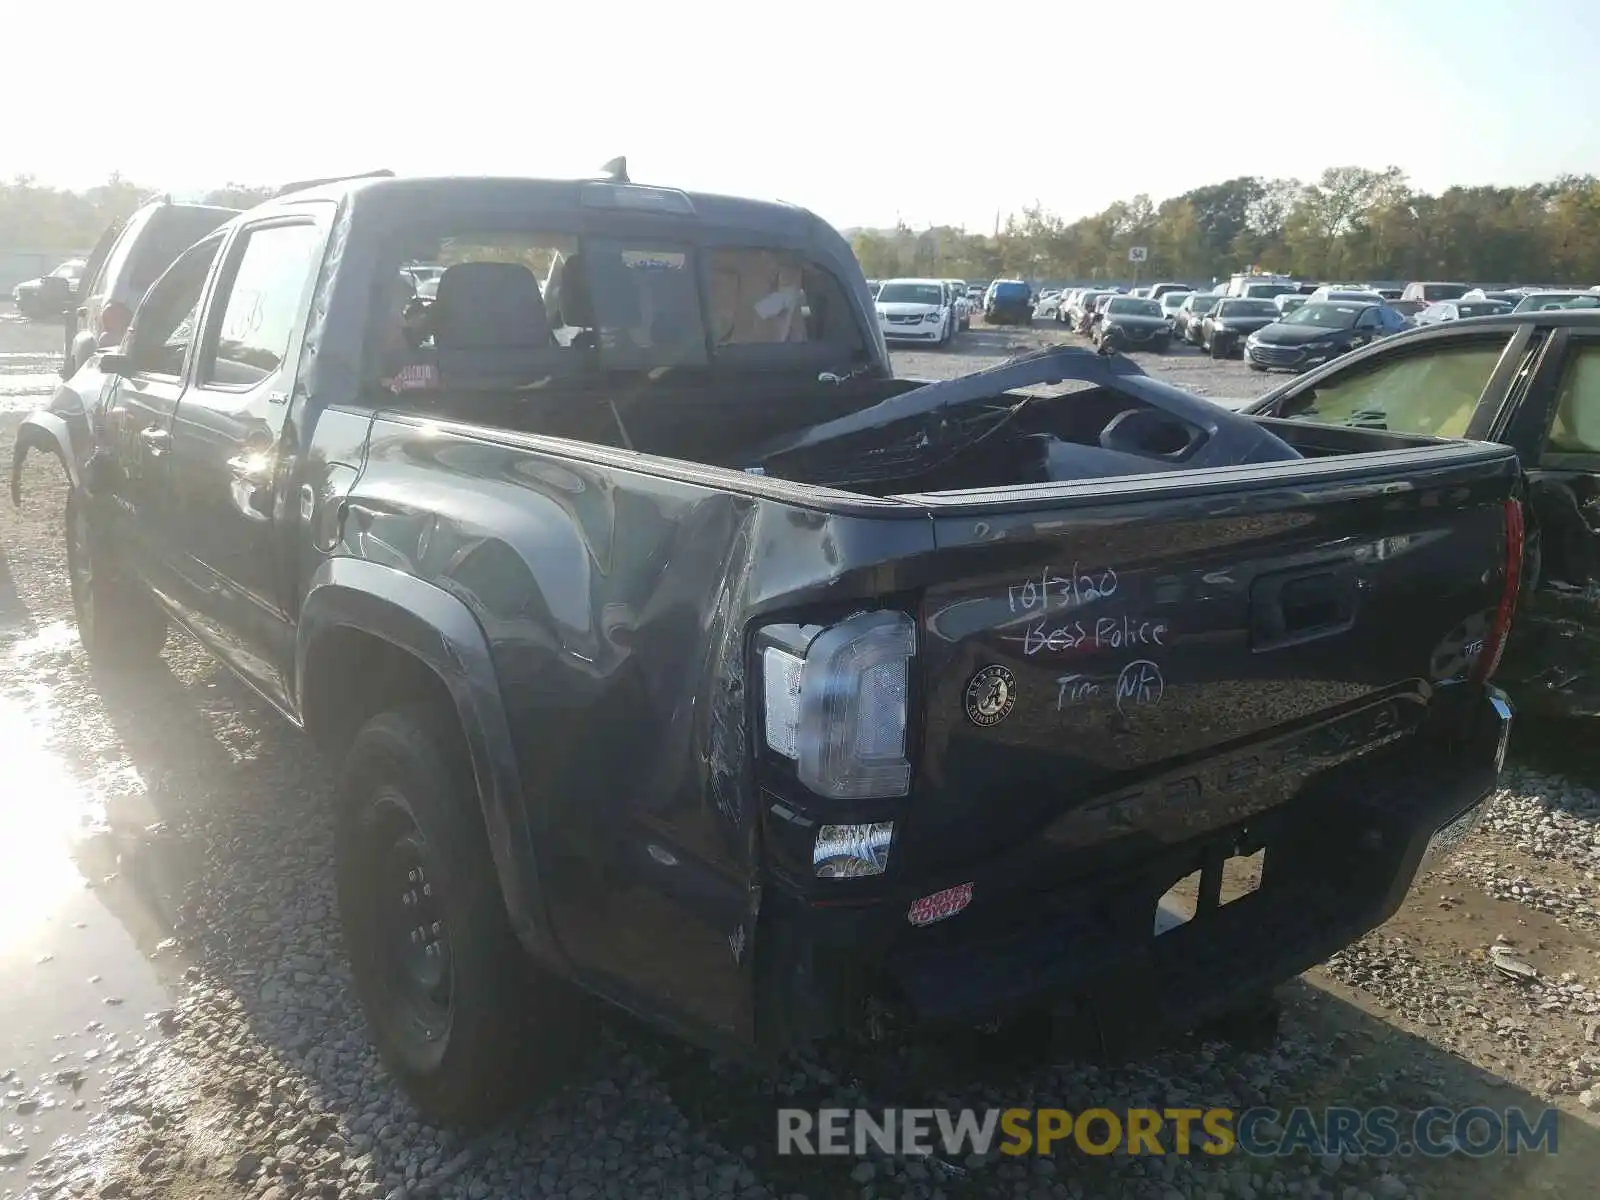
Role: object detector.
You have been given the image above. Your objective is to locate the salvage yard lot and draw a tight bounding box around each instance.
[2,314,1599,1200]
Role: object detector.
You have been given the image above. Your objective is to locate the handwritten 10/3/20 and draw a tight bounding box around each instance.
[1007,564,1119,614]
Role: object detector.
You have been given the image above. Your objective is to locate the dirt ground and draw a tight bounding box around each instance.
[2,310,1599,1200]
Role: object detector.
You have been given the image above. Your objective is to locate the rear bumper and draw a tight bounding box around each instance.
[758,688,1511,1055]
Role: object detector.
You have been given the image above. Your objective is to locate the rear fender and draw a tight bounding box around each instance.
[296,556,561,967]
[10,412,82,507]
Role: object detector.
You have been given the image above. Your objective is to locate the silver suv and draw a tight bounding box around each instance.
[65,197,238,376]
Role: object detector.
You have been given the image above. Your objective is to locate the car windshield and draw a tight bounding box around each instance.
[1220,300,1278,317]
[1284,303,1363,329]
[1457,302,1511,318]
[878,283,944,305]
[1108,298,1163,317]
[1184,294,1218,310]
[1243,283,1294,298]
[1160,293,1191,310]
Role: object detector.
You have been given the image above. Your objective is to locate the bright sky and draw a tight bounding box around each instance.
[7,0,1598,232]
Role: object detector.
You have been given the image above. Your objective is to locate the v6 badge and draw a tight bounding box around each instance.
[964,664,1016,727]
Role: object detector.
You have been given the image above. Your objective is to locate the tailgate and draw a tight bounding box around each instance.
[895,442,1519,875]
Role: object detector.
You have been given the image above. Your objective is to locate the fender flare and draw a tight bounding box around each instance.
[297,556,561,967]
[10,412,82,506]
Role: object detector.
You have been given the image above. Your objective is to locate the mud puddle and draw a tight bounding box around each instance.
[0,621,184,1170]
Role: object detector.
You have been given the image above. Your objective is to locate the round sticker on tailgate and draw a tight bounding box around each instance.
[964,664,1016,727]
[908,882,974,927]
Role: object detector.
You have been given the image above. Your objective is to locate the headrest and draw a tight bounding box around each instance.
[557,254,594,329]
[433,262,551,350]
[557,253,640,330]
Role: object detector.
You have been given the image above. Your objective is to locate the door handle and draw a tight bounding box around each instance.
[138,427,170,454]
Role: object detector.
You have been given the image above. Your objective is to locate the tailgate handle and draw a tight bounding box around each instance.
[1251,563,1359,651]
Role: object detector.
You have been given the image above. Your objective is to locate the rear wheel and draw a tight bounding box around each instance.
[336,706,578,1127]
[65,492,166,669]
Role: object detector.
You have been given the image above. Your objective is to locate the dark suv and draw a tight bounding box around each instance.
[984,278,1033,325]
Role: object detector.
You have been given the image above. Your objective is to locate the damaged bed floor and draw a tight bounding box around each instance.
[2,313,1599,1200]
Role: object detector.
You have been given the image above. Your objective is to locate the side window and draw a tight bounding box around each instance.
[1545,343,1600,456]
[95,210,152,299]
[125,239,223,378]
[199,223,325,389]
[1279,340,1510,438]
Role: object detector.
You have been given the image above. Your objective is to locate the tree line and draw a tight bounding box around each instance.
[851,166,1600,287]
[6,166,1600,288]
[0,175,278,251]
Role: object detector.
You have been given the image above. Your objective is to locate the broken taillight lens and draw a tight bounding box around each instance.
[1473,497,1525,685]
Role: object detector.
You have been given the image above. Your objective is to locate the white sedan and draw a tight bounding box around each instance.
[875,278,956,346]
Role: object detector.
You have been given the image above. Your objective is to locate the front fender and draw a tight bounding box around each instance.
[11,412,82,507]
[297,556,560,967]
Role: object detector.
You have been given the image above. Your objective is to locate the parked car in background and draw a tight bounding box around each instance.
[983,278,1033,325]
[1307,286,1386,305]
[865,279,881,297]
[1244,300,1408,372]
[945,279,971,330]
[1223,272,1296,297]
[1095,295,1171,352]
[1414,299,1515,324]
[1176,292,1220,344]
[876,278,956,345]
[1037,289,1068,320]
[1068,289,1111,332]
[945,280,971,332]
[1157,289,1193,330]
[1086,292,1118,337]
[1240,308,1600,717]
[1401,281,1471,304]
[1200,297,1280,358]
[1370,287,1404,301]
[1147,282,1190,301]
[1274,294,1309,317]
[1462,288,1524,305]
[1513,290,1600,313]
[11,258,85,320]
[1387,299,1428,322]
[65,197,239,377]
[965,285,984,303]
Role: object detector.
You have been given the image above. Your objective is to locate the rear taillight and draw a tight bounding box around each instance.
[101,301,133,343]
[1473,497,1525,684]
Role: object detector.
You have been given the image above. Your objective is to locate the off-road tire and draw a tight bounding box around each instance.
[65,491,167,669]
[336,705,576,1127]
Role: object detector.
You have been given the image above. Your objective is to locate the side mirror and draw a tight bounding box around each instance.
[100,351,132,377]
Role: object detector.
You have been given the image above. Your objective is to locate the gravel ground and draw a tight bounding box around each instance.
[3,313,1600,1200]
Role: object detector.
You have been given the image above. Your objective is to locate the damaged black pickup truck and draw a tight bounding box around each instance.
[14,173,1520,1125]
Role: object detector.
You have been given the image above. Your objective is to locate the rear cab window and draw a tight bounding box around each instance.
[366,222,866,389]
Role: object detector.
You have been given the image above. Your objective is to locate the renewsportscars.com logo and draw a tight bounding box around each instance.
[777,1106,1562,1159]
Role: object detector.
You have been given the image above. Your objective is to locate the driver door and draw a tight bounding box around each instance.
[99,236,226,601]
